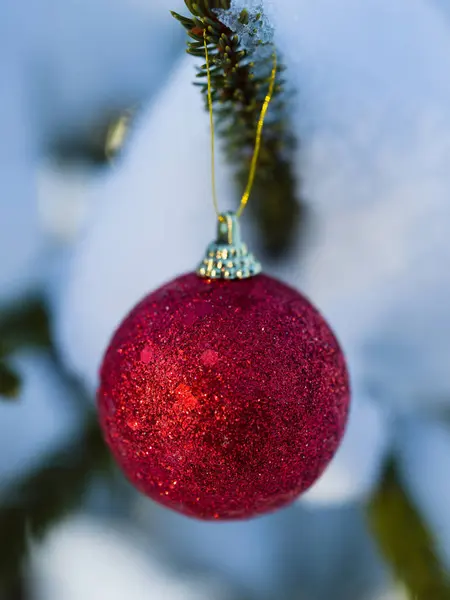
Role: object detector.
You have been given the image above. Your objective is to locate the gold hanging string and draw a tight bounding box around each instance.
[203,30,220,219]
[203,30,277,220]
[237,50,277,218]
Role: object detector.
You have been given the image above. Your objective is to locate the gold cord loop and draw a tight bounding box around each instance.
[203,31,220,219]
[203,30,277,221]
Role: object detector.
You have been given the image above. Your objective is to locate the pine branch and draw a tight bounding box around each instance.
[51,110,133,165]
[0,298,51,357]
[0,414,111,586]
[0,297,52,399]
[0,298,114,585]
[0,362,21,398]
[368,458,450,600]
[172,0,304,257]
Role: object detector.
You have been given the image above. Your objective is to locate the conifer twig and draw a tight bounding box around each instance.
[172,0,304,256]
[0,414,111,586]
[0,297,52,399]
[368,458,450,599]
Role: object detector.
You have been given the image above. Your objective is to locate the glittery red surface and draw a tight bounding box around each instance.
[98,273,350,520]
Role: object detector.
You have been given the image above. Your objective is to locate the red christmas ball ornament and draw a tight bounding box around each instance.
[98,214,350,520]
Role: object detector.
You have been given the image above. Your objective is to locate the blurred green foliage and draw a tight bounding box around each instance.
[368,458,450,599]
[0,298,112,590]
[0,415,110,587]
[0,362,21,398]
[0,298,52,398]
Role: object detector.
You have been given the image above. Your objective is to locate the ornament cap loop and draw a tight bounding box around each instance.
[197,212,262,280]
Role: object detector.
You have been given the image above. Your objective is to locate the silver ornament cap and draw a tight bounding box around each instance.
[197,212,262,280]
